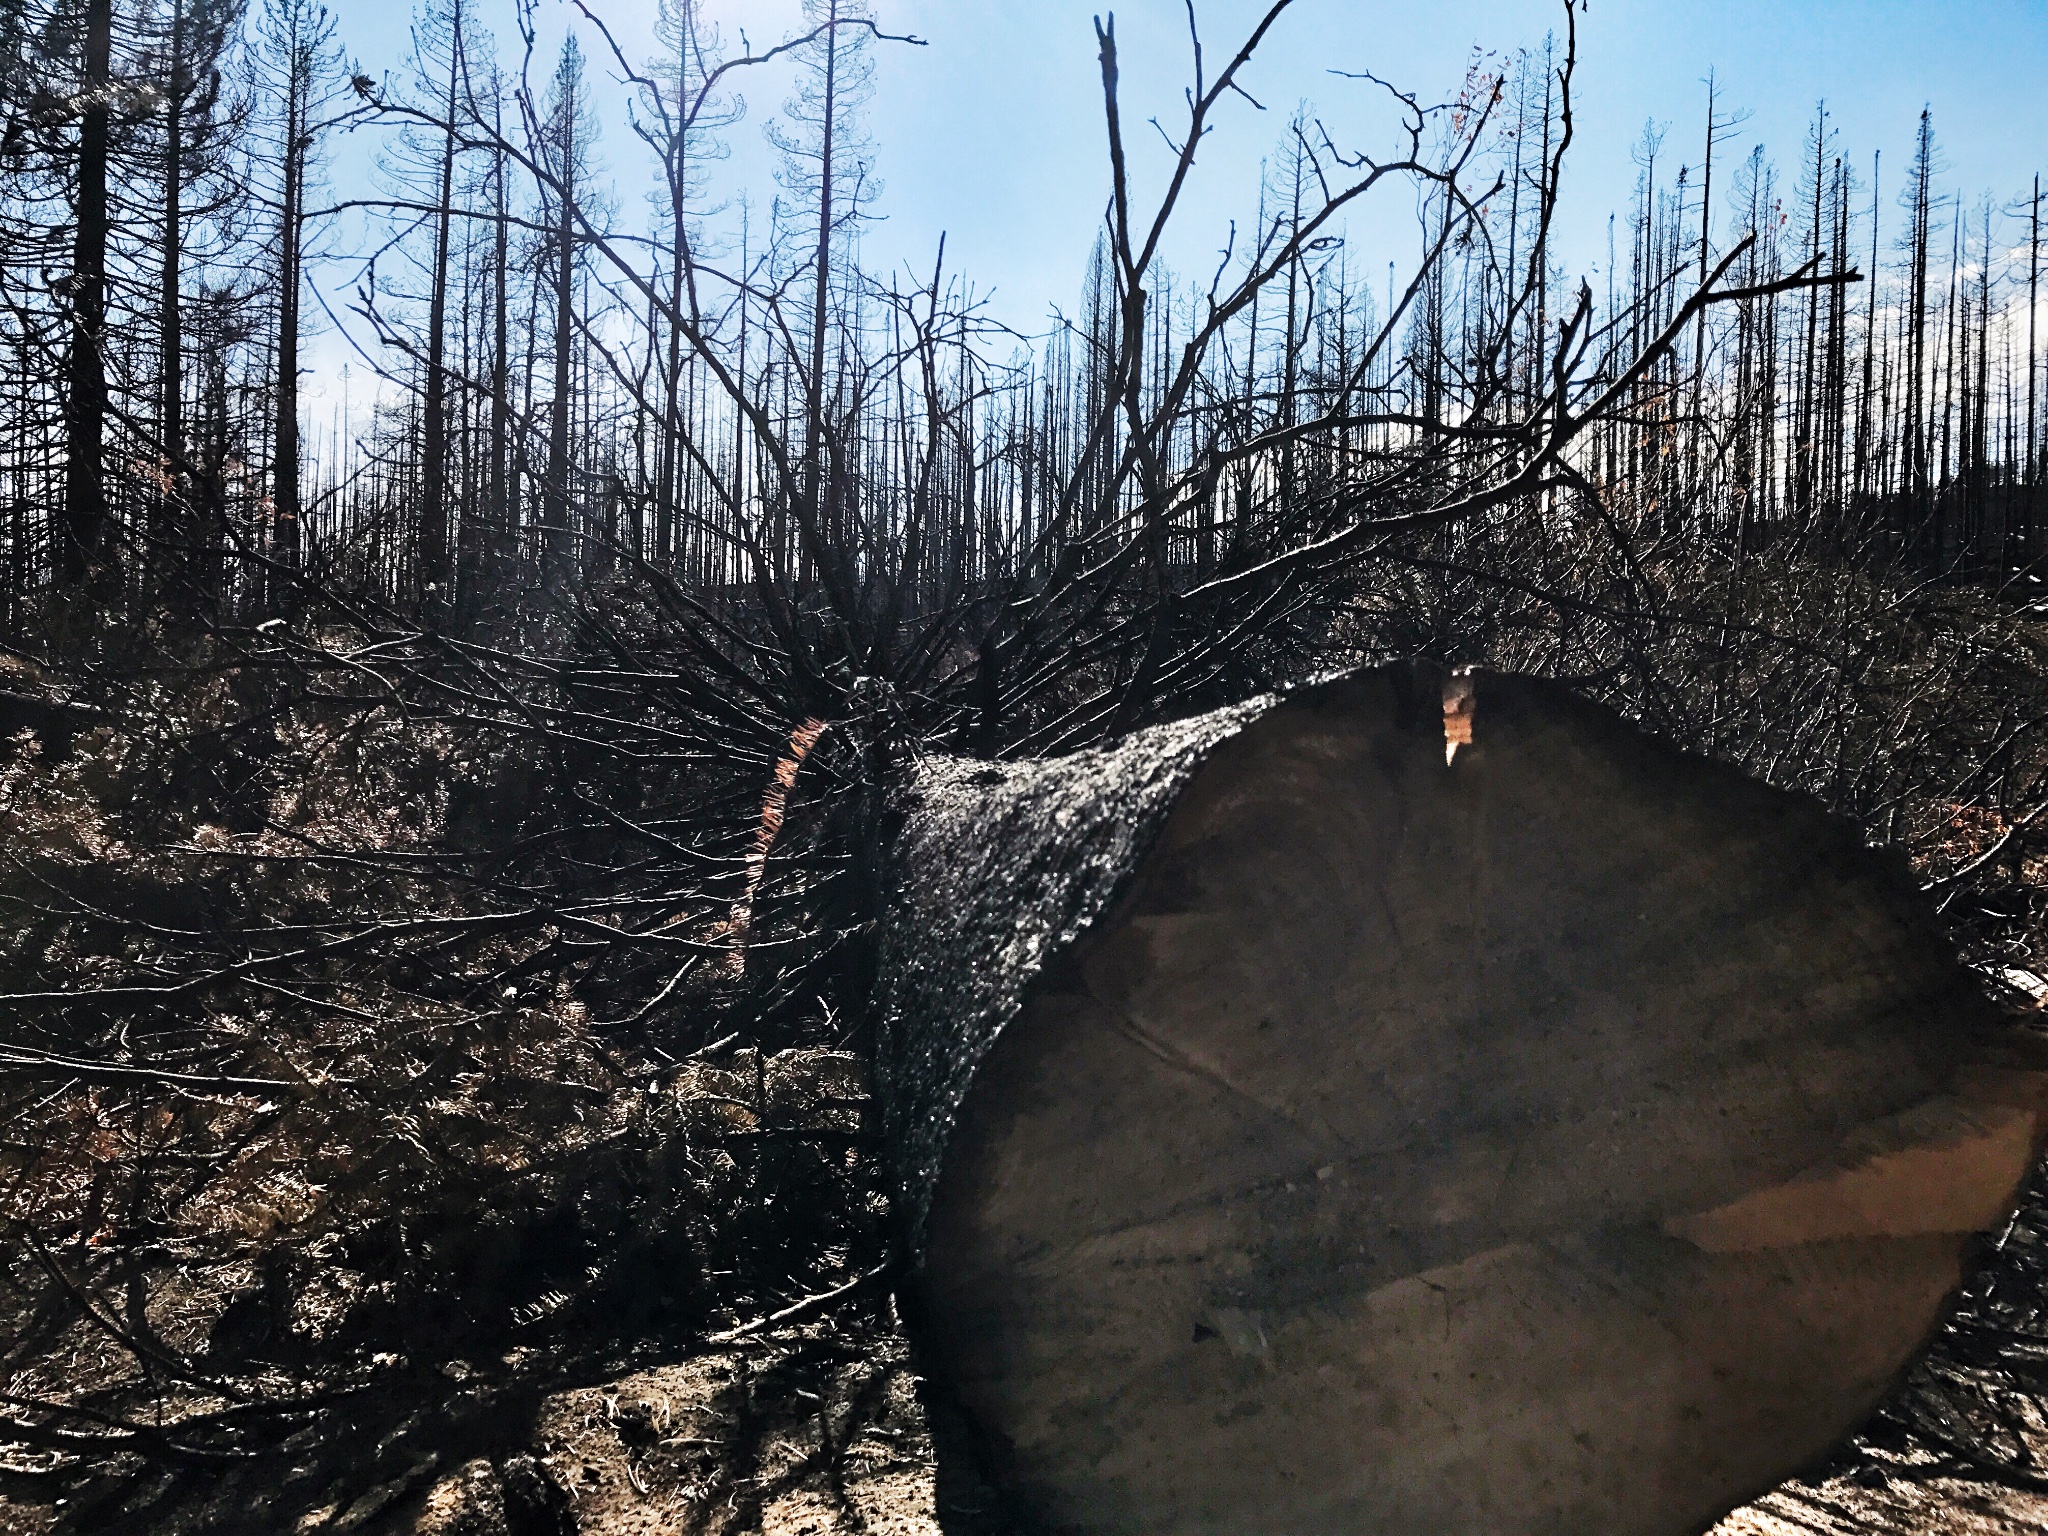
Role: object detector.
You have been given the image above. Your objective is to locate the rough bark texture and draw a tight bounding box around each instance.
[875,692,1275,1250]
[874,662,2048,1536]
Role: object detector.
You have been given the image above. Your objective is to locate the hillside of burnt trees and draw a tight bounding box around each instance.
[2,2,2047,621]
[9,0,2048,1531]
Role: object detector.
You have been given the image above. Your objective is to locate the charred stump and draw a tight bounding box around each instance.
[874,663,2048,1536]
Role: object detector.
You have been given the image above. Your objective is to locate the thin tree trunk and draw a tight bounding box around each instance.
[159,0,186,569]
[543,62,577,586]
[2028,175,2040,558]
[273,41,308,589]
[486,129,510,595]
[60,0,113,591]
[800,2,840,588]
[1908,113,1933,546]
[420,0,463,612]
[655,17,693,569]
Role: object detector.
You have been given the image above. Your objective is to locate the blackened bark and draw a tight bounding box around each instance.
[485,133,510,595]
[272,47,306,584]
[542,62,576,588]
[420,0,462,612]
[159,0,185,560]
[60,0,113,590]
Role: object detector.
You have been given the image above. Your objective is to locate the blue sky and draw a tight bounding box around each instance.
[306,0,2048,402]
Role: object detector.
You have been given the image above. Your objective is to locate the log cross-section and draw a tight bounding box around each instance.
[875,664,2048,1536]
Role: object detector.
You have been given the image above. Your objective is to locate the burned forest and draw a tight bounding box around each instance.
[7,0,2048,1532]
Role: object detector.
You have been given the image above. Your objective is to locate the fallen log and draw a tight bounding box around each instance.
[875,663,2048,1536]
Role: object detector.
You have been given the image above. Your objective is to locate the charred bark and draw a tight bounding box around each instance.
[59,0,113,591]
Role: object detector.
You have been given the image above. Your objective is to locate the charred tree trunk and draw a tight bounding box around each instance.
[272,44,308,589]
[541,53,578,589]
[419,0,462,615]
[800,6,838,590]
[877,663,2048,1536]
[484,130,510,598]
[158,0,186,569]
[60,0,113,592]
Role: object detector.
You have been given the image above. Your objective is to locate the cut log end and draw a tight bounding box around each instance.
[897,667,2048,1536]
